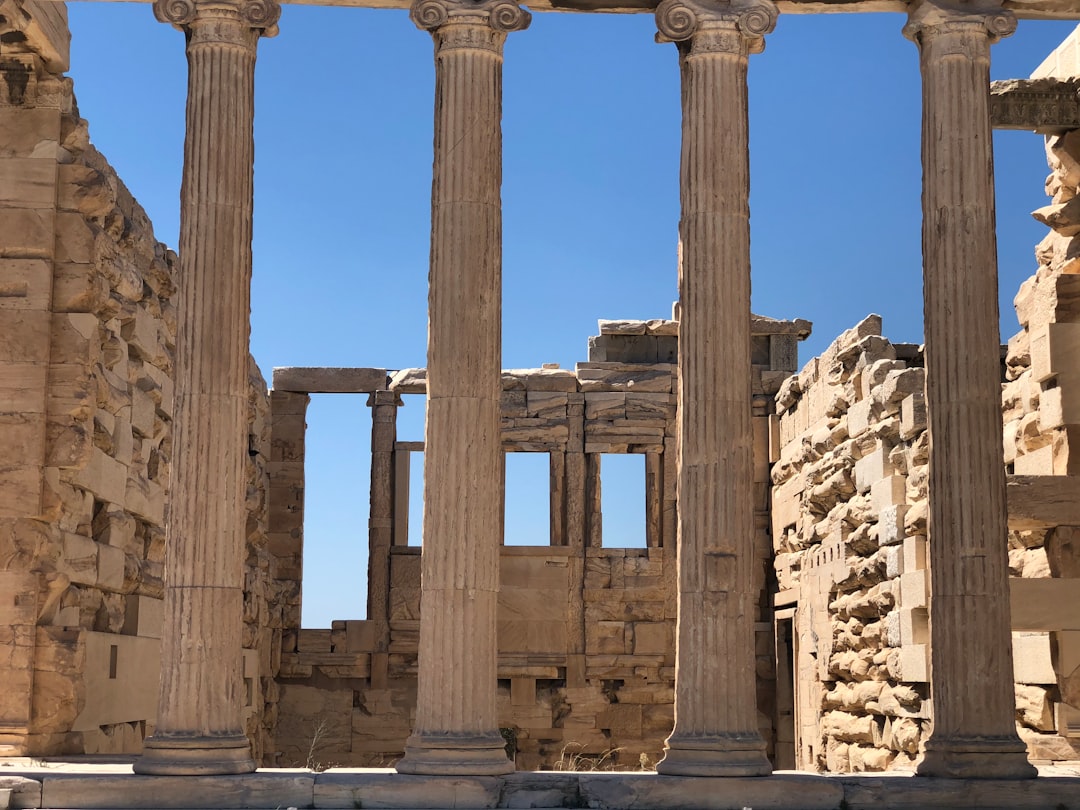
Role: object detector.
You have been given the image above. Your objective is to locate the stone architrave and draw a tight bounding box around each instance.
[653,0,776,777]
[903,0,1036,780]
[394,0,529,776]
[134,0,279,776]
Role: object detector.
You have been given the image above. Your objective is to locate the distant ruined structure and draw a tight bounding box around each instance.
[2,0,1080,805]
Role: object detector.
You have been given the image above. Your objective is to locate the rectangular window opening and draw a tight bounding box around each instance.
[108,644,118,679]
[301,394,372,628]
[407,449,424,547]
[503,452,552,546]
[396,394,426,548]
[599,453,647,549]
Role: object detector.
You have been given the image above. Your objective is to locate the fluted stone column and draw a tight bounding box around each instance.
[654,0,775,777]
[395,0,528,776]
[903,0,1035,780]
[135,0,278,776]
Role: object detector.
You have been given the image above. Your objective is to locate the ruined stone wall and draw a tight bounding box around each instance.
[999,124,1080,763]
[771,316,929,773]
[0,1,276,757]
[772,249,1080,773]
[268,317,807,770]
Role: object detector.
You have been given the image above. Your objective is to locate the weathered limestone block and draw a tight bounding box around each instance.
[1016,684,1056,731]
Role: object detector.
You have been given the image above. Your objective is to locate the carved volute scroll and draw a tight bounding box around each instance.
[153,0,282,40]
[655,0,777,55]
[411,0,530,53]
[902,0,1016,48]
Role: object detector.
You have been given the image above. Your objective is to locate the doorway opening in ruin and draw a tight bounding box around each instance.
[504,452,552,546]
[599,454,647,548]
[301,394,372,627]
[774,613,797,770]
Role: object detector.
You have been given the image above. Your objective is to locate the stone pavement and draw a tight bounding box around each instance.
[2,761,1080,810]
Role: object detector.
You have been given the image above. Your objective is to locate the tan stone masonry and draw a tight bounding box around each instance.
[5,0,1080,790]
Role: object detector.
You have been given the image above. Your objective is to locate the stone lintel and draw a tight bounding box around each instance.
[1006,473,1080,529]
[272,366,388,393]
[34,0,1080,19]
[991,78,1080,133]
[751,313,813,338]
[266,0,1080,20]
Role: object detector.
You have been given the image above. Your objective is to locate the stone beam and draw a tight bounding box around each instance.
[1011,578,1080,631]
[43,0,1080,19]
[991,78,1080,133]
[272,366,389,393]
[1006,474,1080,530]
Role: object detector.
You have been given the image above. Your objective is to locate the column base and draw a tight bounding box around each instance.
[395,733,514,775]
[917,735,1037,779]
[656,733,772,777]
[134,734,256,775]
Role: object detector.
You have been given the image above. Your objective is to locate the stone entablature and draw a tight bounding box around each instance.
[991,78,1080,133]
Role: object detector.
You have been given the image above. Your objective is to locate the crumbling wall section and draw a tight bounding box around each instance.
[772,316,930,773]
[1001,125,1080,763]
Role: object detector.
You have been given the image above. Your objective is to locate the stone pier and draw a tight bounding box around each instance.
[395,0,529,776]
[134,0,279,776]
[367,389,399,685]
[653,0,776,777]
[903,0,1036,780]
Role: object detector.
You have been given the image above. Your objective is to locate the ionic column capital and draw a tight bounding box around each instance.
[411,0,531,52]
[655,0,777,55]
[153,0,281,40]
[902,0,1015,47]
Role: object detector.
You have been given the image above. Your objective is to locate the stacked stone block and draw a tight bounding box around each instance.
[772,315,931,772]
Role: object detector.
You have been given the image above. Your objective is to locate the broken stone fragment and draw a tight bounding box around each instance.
[598,319,647,336]
[1032,196,1080,236]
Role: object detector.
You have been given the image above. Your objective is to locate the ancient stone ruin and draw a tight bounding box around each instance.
[2,0,1080,806]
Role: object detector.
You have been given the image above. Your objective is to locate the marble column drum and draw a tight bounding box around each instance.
[135,0,279,776]
[653,0,776,777]
[394,0,529,776]
[903,0,1036,780]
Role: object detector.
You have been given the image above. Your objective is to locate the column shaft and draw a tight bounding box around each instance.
[654,0,775,777]
[395,0,528,776]
[904,0,1035,779]
[136,0,278,776]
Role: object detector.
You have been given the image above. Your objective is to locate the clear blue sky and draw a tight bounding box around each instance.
[66,3,1077,627]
